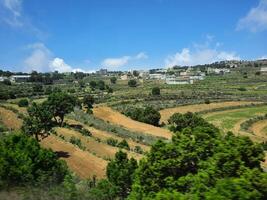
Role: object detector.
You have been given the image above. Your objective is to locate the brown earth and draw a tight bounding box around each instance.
[56,127,143,160]
[249,119,267,141]
[66,118,150,152]
[40,135,107,179]
[0,107,22,130]
[160,101,261,124]
[93,106,172,139]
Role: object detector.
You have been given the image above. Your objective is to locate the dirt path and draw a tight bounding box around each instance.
[40,135,107,179]
[93,106,172,139]
[0,107,22,130]
[249,119,267,141]
[160,101,261,124]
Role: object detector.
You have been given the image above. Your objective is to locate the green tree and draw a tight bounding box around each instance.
[110,77,117,84]
[0,133,68,187]
[128,80,137,87]
[117,139,130,150]
[106,151,138,199]
[83,94,94,113]
[47,92,78,126]
[168,112,215,132]
[98,80,106,90]
[152,87,160,96]
[22,102,53,140]
[18,98,29,107]
[89,80,97,89]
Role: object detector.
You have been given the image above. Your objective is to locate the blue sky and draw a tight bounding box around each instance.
[0,0,267,72]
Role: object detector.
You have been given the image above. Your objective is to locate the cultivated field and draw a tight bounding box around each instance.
[0,106,22,130]
[40,135,107,179]
[159,101,262,123]
[93,106,172,139]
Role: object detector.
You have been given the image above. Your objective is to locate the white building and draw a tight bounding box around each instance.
[0,76,8,82]
[149,74,166,80]
[165,75,193,85]
[10,75,31,82]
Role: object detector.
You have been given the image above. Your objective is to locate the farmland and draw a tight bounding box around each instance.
[1,65,267,199]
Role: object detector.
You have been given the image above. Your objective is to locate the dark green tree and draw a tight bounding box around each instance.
[110,77,117,84]
[83,94,94,113]
[47,92,78,126]
[22,102,53,140]
[128,80,137,87]
[106,151,138,199]
[151,87,160,96]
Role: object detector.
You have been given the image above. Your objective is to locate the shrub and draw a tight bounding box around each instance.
[204,99,210,104]
[18,98,29,107]
[69,136,83,149]
[128,80,137,87]
[110,77,117,84]
[117,139,130,150]
[238,87,247,91]
[134,146,143,154]
[80,128,92,137]
[107,138,118,147]
[152,87,160,96]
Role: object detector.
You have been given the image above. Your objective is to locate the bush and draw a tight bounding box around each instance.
[110,77,117,84]
[124,106,161,126]
[69,136,83,149]
[204,99,210,104]
[134,146,143,154]
[238,87,247,91]
[117,139,130,150]
[18,98,29,107]
[107,138,118,147]
[80,128,92,137]
[128,80,137,87]
[152,87,160,96]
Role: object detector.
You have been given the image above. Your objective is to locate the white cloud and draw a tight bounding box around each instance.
[24,43,52,72]
[259,55,267,59]
[102,56,131,68]
[165,37,240,67]
[135,52,148,59]
[237,0,267,32]
[102,52,148,68]
[24,43,89,73]
[49,58,73,72]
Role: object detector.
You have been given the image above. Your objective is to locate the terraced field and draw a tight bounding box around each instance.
[0,106,22,130]
[93,106,172,139]
[40,135,107,178]
[159,101,261,123]
[202,105,267,138]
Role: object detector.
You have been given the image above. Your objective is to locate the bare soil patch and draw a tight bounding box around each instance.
[40,135,107,179]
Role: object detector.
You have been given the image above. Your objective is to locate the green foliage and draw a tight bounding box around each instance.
[168,112,215,132]
[87,179,118,200]
[117,139,130,150]
[110,77,117,84]
[0,133,68,187]
[238,87,247,91]
[32,83,43,94]
[22,102,53,140]
[18,98,29,107]
[89,80,97,89]
[151,87,160,96]
[98,80,106,90]
[128,79,137,87]
[3,79,11,85]
[130,120,266,199]
[204,99,210,104]
[69,136,83,149]
[134,146,143,154]
[106,151,138,198]
[124,106,161,126]
[83,94,94,112]
[106,138,118,147]
[47,92,79,126]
